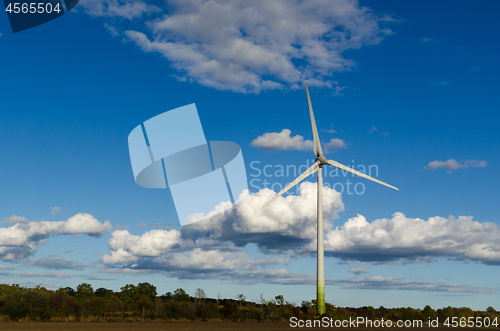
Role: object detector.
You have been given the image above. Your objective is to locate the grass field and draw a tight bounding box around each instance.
[0,322,490,331]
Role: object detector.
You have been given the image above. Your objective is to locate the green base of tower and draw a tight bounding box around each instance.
[317,280,325,315]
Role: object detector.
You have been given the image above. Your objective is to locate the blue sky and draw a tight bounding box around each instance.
[1,0,499,310]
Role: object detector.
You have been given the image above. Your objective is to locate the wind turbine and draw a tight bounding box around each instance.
[262,84,398,315]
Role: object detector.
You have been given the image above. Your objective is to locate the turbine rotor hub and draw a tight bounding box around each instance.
[317,154,327,165]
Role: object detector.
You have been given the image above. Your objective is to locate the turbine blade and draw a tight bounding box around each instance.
[306,84,323,157]
[261,161,320,209]
[326,159,399,191]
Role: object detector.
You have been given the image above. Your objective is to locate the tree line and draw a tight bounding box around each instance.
[0,283,497,322]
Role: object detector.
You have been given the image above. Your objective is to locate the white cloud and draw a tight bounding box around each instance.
[251,129,314,151]
[79,0,160,19]
[183,182,344,252]
[102,182,344,273]
[424,159,488,171]
[51,206,62,216]
[324,213,500,264]
[118,0,392,93]
[324,138,347,152]
[0,213,112,261]
[101,183,500,282]
[251,129,346,152]
[103,228,181,263]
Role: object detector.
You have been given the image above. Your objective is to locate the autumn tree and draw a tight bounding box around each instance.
[76,283,94,298]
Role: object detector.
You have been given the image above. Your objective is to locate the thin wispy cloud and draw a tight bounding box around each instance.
[429,80,450,87]
[321,128,337,134]
[424,159,488,172]
[14,271,74,280]
[82,0,393,93]
[420,37,440,45]
[25,257,89,270]
[368,125,389,136]
[1,215,28,224]
[332,276,490,294]
[349,267,369,276]
[79,0,160,19]
[51,206,62,216]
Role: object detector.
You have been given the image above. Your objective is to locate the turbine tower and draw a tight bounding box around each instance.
[262,84,398,315]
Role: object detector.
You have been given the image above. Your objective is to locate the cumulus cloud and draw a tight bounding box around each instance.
[79,0,160,19]
[251,129,314,151]
[0,213,112,261]
[324,213,500,264]
[102,182,343,276]
[102,181,500,281]
[251,129,346,152]
[424,159,488,172]
[324,138,347,152]
[107,0,394,93]
[182,182,344,252]
[102,228,182,264]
